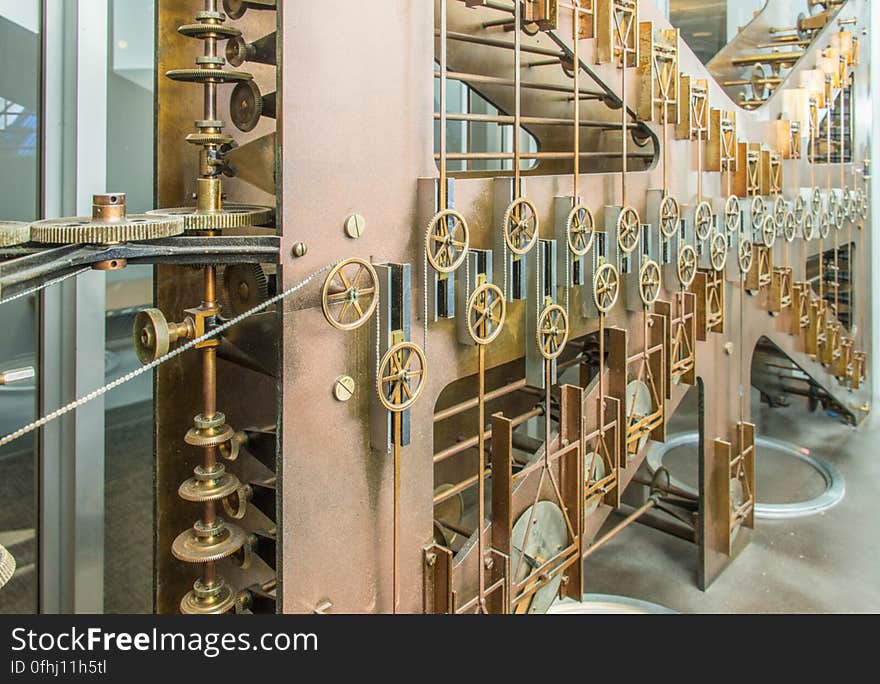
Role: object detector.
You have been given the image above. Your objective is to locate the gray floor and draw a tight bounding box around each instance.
[585,389,880,613]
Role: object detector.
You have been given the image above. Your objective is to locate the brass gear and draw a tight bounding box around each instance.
[565,204,595,256]
[794,195,806,224]
[658,195,680,239]
[426,209,470,273]
[783,209,797,242]
[750,196,766,231]
[638,258,662,307]
[223,264,270,316]
[172,520,247,564]
[178,22,241,39]
[466,282,506,345]
[230,80,265,133]
[593,261,620,313]
[762,215,777,249]
[818,211,831,239]
[165,67,253,84]
[0,221,30,247]
[30,214,184,245]
[617,206,641,253]
[738,239,754,274]
[502,197,539,255]
[321,258,379,331]
[147,204,274,231]
[710,232,728,272]
[725,196,741,234]
[811,187,824,216]
[677,244,697,288]
[772,196,787,232]
[180,579,237,615]
[694,201,714,241]
[803,212,817,241]
[536,303,569,360]
[377,342,427,413]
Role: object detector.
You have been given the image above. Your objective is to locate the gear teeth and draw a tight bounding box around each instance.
[0,222,30,248]
[166,68,252,84]
[0,544,15,589]
[172,521,246,564]
[29,215,184,245]
[148,204,274,231]
[178,22,241,39]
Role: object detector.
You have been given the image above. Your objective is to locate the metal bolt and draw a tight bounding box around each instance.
[333,375,356,402]
[292,242,308,258]
[724,342,735,356]
[425,552,437,567]
[344,214,366,239]
[483,555,494,570]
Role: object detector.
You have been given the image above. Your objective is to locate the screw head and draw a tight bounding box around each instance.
[333,375,356,402]
[292,242,308,258]
[344,214,366,239]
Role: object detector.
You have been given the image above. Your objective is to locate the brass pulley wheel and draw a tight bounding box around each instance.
[377,342,427,413]
[725,196,741,234]
[659,195,680,239]
[321,258,380,331]
[711,232,728,272]
[677,244,697,288]
[772,196,786,232]
[537,304,569,360]
[466,282,506,345]
[857,188,868,219]
[844,191,856,223]
[762,215,777,249]
[738,239,754,274]
[803,212,817,241]
[818,212,830,239]
[794,195,806,225]
[566,204,595,256]
[694,202,714,241]
[827,191,839,229]
[503,197,539,255]
[639,259,662,307]
[617,206,641,253]
[811,187,824,216]
[593,261,620,313]
[833,193,845,229]
[783,209,797,242]
[426,209,470,273]
[750,196,766,232]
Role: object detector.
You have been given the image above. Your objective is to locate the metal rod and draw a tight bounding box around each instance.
[433,378,527,423]
[433,151,653,161]
[582,496,659,558]
[437,70,605,98]
[433,111,633,129]
[477,343,486,612]
[433,406,544,464]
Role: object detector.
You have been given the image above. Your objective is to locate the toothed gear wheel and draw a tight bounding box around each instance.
[180,579,237,615]
[0,543,15,589]
[29,214,184,245]
[147,204,274,231]
[223,264,270,316]
[0,221,30,247]
[172,520,246,564]
[165,68,253,84]
[178,22,241,39]
[230,80,264,132]
[178,469,242,503]
[186,132,234,146]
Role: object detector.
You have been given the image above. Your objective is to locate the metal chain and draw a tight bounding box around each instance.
[535,243,541,331]
[0,261,338,449]
[423,243,429,355]
[0,267,92,307]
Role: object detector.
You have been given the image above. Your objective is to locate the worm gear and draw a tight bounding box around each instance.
[0,221,30,248]
[30,193,184,245]
[223,264,270,317]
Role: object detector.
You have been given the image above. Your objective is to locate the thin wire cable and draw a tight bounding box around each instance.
[0,261,338,449]
[0,267,92,307]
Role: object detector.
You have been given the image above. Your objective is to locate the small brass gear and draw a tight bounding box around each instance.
[818,211,831,239]
[0,221,30,248]
[803,212,817,241]
[783,209,797,242]
[638,258,662,307]
[426,209,470,273]
[230,80,265,132]
[565,204,595,256]
[321,258,379,331]
[772,196,787,232]
[466,282,506,345]
[30,214,184,245]
[694,202,714,241]
[617,206,641,253]
[165,67,253,84]
[178,22,241,39]
[738,239,754,274]
[172,520,247,564]
[593,261,620,313]
[223,264,270,317]
[725,196,741,234]
[377,342,427,412]
[147,204,274,231]
[710,232,728,272]
[536,303,569,360]
[762,215,777,249]
[811,187,824,216]
[658,195,680,239]
[180,579,237,615]
[503,197,540,255]
[677,244,697,288]
[750,196,766,231]
[794,195,806,224]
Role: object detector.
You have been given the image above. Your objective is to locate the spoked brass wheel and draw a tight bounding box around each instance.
[803,212,817,241]
[711,232,728,272]
[762,215,777,249]
[321,258,380,331]
[818,212,830,239]
[503,197,539,255]
[426,209,469,273]
[377,342,427,413]
[593,261,620,313]
[772,196,786,233]
[566,204,595,257]
[536,304,569,360]
[639,259,662,306]
[811,187,824,216]
[783,209,797,242]
[827,191,840,230]
[725,196,741,234]
[466,282,506,345]
[677,244,697,288]
[659,195,680,239]
[617,206,641,253]
[750,196,766,231]
[694,201,714,241]
[794,195,806,225]
[738,239,754,274]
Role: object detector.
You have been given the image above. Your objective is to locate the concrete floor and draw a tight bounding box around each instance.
[584,389,880,613]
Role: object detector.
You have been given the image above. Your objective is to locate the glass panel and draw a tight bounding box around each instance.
[103,0,155,614]
[0,0,41,614]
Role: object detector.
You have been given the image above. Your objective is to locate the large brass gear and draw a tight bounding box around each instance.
[426,209,470,273]
[147,204,274,231]
[638,258,662,307]
[466,282,506,345]
[172,520,247,564]
[659,195,680,239]
[565,204,595,256]
[0,221,30,248]
[617,206,641,253]
[694,201,714,241]
[677,244,697,288]
[536,303,569,360]
[710,232,728,272]
[377,342,427,412]
[30,213,184,245]
[503,197,539,255]
[593,261,620,313]
[165,67,253,84]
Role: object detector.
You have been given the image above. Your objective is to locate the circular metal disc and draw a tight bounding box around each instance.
[30,215,184,245]
[0,221,31,248]
[510,501,567,614]
[148,204,274,231]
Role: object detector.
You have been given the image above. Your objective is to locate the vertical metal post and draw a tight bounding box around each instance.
[39,0,108,614]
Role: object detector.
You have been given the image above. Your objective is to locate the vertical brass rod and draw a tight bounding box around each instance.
[621,40,627,206]
[514,0,522,194]
[573,3,580,200]
[439,0,448,209]
[477,342,486,612]
[392,410,401,614]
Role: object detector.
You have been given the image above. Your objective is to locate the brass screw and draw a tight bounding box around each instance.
[344,214,366,239]
[425,552,437,567]
[292,242,308,258]
[333,375,356,402]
